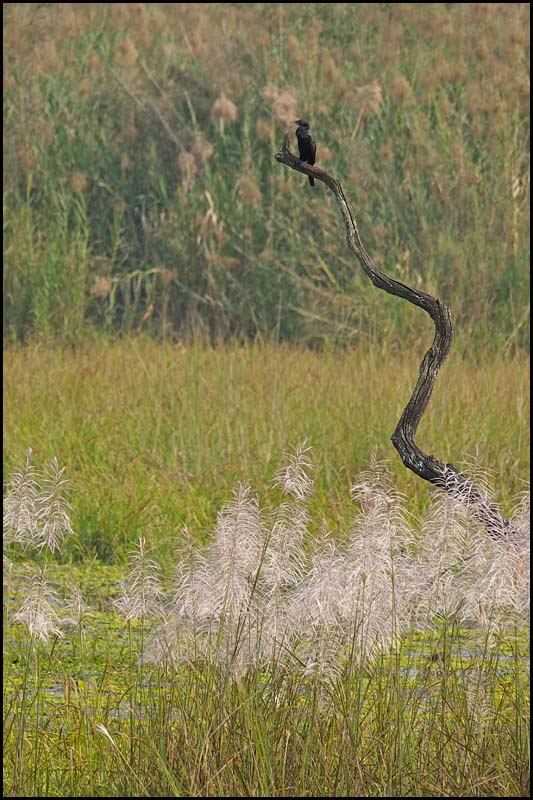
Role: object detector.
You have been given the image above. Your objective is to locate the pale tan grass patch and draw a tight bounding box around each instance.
[91,276,113,300]
[272,91,299,127]
[17,146,36,171]
[378,140,395,165]
[178,152,198,186]
[382,22,404,50]
[70,171,88,193]
[317,145,333,163]
[262,85,299,127]
[193,134,214,161]
[322,55,342,85]
[237,175,262,206]
[212,94,238,125]
[255,119,273,142]
[86,54,102,76]
[349,81,383,118]
[116,36,139,66]
[388,75,414,106]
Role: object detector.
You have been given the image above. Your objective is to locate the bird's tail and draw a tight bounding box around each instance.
[308,176,315,187]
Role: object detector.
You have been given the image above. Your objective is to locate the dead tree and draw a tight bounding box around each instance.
[275,133,514,541]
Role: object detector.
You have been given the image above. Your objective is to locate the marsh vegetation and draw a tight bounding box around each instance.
[3,3,530,796]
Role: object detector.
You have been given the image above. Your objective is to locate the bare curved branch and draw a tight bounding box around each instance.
[275,133,514,541]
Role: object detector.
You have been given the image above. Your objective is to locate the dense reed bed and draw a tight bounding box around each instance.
[3,3,530,349]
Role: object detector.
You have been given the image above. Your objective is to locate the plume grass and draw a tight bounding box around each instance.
[141,449,529,679]
[3,444,529,796]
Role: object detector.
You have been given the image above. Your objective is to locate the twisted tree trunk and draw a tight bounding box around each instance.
[275,134,514,541]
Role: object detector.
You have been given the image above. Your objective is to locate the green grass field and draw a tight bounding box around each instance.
[3,340,529,562]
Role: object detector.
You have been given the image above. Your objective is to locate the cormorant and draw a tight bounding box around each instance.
[294,119,317,187]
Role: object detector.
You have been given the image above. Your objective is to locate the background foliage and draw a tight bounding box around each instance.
[3,3,530,349]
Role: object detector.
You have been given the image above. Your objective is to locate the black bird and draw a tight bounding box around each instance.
[294,119,317,187]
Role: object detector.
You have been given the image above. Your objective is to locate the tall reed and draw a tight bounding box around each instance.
[3,4,529,349]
